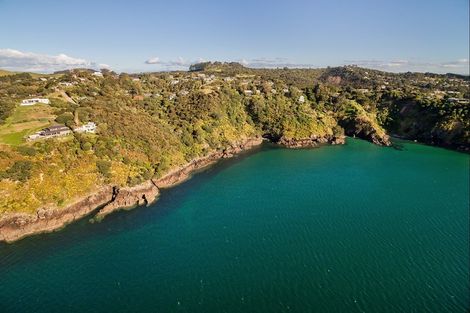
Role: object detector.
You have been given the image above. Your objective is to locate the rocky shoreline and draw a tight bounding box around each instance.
[0,187,114,243]
[0,137,263,243]
[278,134,345,148]
[0,133,401,243]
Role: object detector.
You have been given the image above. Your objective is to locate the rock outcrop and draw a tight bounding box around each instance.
[340,117,392,146]
[278,135,345,148]
[94,181,159,220]
[0,187,114,243]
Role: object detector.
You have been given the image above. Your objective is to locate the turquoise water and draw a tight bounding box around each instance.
[0,139,468,313]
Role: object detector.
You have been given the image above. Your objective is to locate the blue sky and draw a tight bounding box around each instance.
[0,0,468,74]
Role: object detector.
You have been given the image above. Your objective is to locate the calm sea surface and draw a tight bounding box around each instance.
[0,139,468,313]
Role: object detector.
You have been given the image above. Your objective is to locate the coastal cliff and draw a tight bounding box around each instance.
[341,118,392,146]
[0,137,263,243]
[0,187,114,243]
[94,181,160,220]
[337,100,392,147]
[155,137,263,188]
[278,135,345,148]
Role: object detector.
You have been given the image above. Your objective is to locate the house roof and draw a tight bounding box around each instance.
[46,125,69,131]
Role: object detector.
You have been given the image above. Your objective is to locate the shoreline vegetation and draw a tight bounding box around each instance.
[0,137,264,242]
[0,135,354,243]
[0,62,468,242]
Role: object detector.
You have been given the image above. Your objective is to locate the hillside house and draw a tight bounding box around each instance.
[43,125,71,137]
[21,98,50,106]
[73,122,97,133]
[59,82,74,87]
[92,71,103,77]
[28,125,71,141]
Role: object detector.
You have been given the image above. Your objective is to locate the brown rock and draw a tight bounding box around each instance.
[0,187,114,243]
[278,135,346,148]
[95,181,160,220]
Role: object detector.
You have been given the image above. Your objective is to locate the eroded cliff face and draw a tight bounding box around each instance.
[340,117,392,146]
[0,182,161,243]
[0,187,114,243]
[94,181,160,220]
[0,137,264,243]
[278,135,345,148]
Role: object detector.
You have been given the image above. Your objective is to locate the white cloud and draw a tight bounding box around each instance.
[440,59,470,69]
[144,56,194,70]
[344,59,408,68]
[343,58,469,74]
[0,48,107,72]
[238,57,315,68]
[166,57,188,66]
[145,57,160,64]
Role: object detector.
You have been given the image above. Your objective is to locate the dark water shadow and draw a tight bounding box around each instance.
[391,142,405,151]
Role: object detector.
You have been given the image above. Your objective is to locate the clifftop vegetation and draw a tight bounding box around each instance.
[0,63,468,215]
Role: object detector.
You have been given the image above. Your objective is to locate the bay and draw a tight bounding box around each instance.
[0,138,468,312]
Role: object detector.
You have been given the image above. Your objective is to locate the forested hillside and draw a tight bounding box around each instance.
[0,63,468,215]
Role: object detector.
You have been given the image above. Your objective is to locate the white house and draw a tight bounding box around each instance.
[21,98,50,106]
[92,71,103,77]
[73,122,97,133]
[27,133,42,140]
[59,82,74,87]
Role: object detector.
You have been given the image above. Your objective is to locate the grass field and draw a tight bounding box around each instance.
[0,104,57,145]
